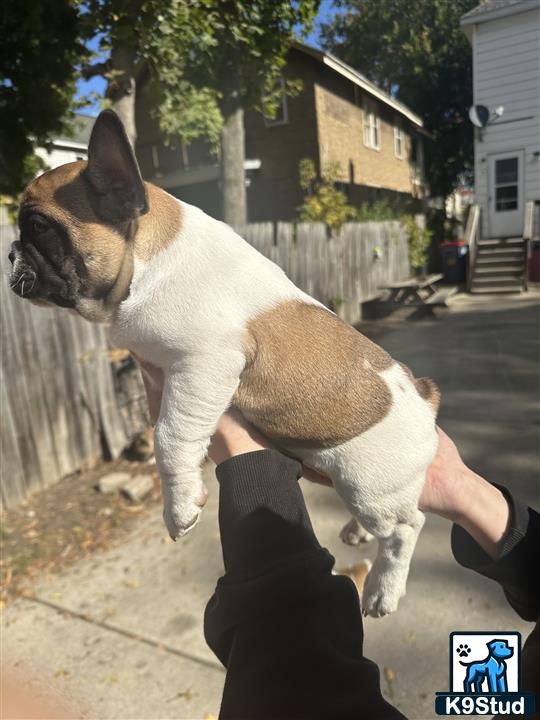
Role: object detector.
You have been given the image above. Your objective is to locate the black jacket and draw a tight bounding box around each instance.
[204,449,539,719]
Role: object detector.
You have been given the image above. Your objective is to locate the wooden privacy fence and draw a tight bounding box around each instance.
[0,223,148,509]
[238,221,410,324]
[0,219,411,508]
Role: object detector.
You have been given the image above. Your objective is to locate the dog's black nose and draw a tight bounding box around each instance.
[8,250,15,264]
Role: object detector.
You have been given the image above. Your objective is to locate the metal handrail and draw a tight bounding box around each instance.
[464,204,480,292]
[524,200,535,252]
[523,200,538,291]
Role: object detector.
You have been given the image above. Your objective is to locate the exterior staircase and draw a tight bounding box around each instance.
[465,203,536,294]
[469,237,526,294]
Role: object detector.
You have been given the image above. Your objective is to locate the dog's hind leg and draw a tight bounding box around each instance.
[339,517,374,545]
[359,508,425,617]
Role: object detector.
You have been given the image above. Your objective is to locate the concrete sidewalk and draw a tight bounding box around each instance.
[3,291,539,720]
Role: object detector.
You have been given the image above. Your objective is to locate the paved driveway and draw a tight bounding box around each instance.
[3,291,539,720]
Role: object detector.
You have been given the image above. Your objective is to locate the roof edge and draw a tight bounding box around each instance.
[461,0,540,27]
[292,41,423,128]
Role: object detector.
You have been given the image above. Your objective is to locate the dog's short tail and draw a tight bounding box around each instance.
[398,361,441,415]
[415,377,440,415]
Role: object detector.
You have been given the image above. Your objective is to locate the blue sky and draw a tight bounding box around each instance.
[76,0,338,116]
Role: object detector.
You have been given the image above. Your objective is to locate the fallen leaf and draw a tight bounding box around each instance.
[166,688,196,702]
[123,505,145,514]
[383,666,395,698]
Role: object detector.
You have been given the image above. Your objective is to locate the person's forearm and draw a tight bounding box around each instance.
[205,450,405,720]
[452,469,511,559]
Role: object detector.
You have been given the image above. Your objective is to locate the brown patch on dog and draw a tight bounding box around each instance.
[21,161,182,304]
[233,301,393,447]
[135,183,182,261]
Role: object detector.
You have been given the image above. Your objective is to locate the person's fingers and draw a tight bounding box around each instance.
[209,408,273,465]
[300,464,333,487]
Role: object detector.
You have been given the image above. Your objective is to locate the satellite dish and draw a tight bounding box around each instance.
[469,105,490,128]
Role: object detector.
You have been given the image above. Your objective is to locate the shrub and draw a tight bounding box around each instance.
[402,215,432,271]
[297,159,356,232]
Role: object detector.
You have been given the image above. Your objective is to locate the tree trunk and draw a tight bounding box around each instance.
[106,44,137,148]
[220,67,247,227]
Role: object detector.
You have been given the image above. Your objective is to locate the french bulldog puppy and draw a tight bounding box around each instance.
[9,110,439,617]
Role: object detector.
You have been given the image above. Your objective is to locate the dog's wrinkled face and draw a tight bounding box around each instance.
[9,110,148,322]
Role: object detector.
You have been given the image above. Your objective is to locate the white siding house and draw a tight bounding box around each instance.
[35,114,94,172]
[461,0,540,240]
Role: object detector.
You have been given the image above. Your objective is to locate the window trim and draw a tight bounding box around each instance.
[362,100,381,151]
[394,123,404,159]
[263,77,289,128]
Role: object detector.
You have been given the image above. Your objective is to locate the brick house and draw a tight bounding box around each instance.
[135,41,429,222]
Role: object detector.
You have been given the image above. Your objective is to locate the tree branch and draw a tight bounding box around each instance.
[80,61,111,81]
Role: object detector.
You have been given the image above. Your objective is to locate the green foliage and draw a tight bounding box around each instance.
[402,215,432,270]
[355,199,399,222]
[321,0,477,198]
[0,0,88,194]
[82,1,319,145]
[171,1,319,115]
[297,159,357,231]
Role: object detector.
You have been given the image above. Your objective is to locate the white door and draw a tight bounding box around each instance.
[488,151,524,238]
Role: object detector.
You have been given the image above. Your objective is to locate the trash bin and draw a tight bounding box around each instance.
[440,240,468,284]
[529,240,540,283]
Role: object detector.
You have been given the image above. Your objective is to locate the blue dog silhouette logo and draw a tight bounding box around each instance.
[435,631,536,715]
[458,638,513,693]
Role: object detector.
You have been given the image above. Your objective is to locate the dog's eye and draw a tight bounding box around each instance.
[29,214,49,234]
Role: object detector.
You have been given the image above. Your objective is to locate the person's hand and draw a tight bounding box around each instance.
[210,409,332,486]
[135,356,332,486]
[420,427,511,559]
[419,427,471,522]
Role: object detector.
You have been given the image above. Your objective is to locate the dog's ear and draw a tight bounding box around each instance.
[85,109,148,222]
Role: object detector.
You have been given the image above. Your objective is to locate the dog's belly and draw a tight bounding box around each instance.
[233,300,429,447]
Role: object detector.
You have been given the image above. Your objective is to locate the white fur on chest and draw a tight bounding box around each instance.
[110,200,314,367]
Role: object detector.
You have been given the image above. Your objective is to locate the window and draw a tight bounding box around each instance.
[363,100,380,150]
[263,77,288,127]
[394,122,404,159]
[495,157,518,212]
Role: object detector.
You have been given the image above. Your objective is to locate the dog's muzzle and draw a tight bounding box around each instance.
[8,241,39,298]
[8,240,75,307]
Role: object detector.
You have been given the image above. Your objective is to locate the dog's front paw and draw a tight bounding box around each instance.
[163,502,202,540]
[339,518,374,546]
[161,481,207,540]
[361,568,404,618]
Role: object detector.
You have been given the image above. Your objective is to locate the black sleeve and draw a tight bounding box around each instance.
[451,485,540,621]
[204,449,406,720]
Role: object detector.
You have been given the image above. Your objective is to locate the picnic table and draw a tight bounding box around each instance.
[379,273,457,313]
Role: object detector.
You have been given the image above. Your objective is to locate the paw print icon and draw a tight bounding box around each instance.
[456,644,471,658]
